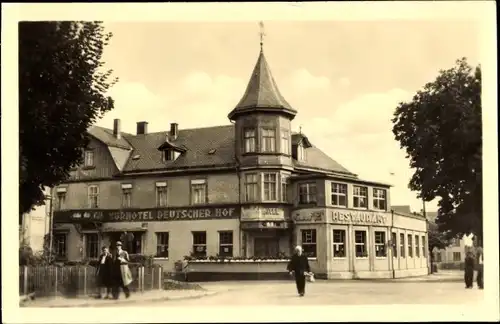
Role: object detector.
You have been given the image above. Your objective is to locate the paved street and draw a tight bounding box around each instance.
[120,280,484,307]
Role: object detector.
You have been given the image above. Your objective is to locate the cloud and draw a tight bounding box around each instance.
[288,68,331,92]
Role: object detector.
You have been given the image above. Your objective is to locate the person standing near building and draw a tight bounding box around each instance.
[476,245,484,289]
[96,246,113,299]
[112,241,132,299]
[287,246,312,297]
[463,251,475,288]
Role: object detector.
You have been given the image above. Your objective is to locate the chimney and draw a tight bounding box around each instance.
[136,121,148,135]
[113,119,121,139]
[170,123,178,140]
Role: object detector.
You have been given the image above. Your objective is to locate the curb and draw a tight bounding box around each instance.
[21,290,219,308]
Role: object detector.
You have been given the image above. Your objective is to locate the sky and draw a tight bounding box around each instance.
[96,20,481,213]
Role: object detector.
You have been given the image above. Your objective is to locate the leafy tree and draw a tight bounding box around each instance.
[392,58,482,241]
[427,221,451,258]
[19,21,118,223]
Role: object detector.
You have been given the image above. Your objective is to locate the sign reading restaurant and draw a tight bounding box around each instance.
[53,205,240,223]
[330,210,388,225]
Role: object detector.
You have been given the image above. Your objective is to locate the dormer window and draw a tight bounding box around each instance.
[157,139,186,163]
[297,143,306,161]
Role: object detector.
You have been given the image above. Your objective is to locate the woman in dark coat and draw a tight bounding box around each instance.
[96,246,113,299]
[287,245,312,297]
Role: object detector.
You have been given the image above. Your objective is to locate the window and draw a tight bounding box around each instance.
[373,188,387,210]
[155,232,169,258]
[407,234,413,257]
[262,173,278,201]
[281,130,290,155]
[422,236,426,257]
[391,232,397,258]
[162,150,175,162]
[191,179,207,205]
[374,231,387,257]
[415,235,420,257]
[192,231,207,257]
[298,183,317,205]
[261,128,276,152]
[121,184,132,208]
[54,233,67,259]
[301,229,317,258]
[353,186,368,209]
[281,174,289,202]
[331,183,347,207]
[56,190,66,211]
[219,231,233,257]
[244,128,256,153]
[88,185,99,208]
[156,182,168,207]
[332,230,346,258]
[453,252,461,262]
[84,233,99,259]
[84,150,94,167]
[297,143,306,161]
[244,173,259,202]
[355,231,367,258]
[399,233,405,258]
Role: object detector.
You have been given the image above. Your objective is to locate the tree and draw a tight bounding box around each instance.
[392,58,482,241]
[427,221,450,257]
[19,21,118,223]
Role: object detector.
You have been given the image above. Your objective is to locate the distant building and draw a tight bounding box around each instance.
[50,44,428,279]
[19,187,51,253]
[426,211,465,266]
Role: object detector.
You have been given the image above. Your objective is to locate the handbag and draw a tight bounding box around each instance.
[307,272,315,282]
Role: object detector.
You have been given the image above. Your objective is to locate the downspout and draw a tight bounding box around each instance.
[230,120,243,257]
[390,209,395,278]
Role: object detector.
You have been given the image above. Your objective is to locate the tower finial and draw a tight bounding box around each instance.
[259,21,266,51]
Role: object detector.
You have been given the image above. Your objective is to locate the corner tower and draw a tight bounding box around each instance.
[229,34,297,171]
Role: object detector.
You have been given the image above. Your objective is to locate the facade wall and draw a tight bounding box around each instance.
[58,172,239,210]
[291,205,428,279]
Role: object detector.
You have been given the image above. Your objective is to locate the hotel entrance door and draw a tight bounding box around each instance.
[253,237,279,258]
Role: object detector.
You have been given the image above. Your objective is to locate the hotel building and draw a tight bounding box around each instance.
[51,44,429,279]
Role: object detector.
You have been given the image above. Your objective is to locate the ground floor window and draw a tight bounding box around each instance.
[407,234,413,257]
[253,237,279,257]
[374,231,386,257]
[399,233,405,258]
[192,231,207,257]
[332,230,346,258]
[453,252,461,262]
[301,229,317,258]
[421,236,426,257]
[391,232,397,258]
[219,231,233,257]
[54,233,67,259]
[415,235,420,257]
[354,230,367,258]
[156,232,169,258]
[84,233,99,259]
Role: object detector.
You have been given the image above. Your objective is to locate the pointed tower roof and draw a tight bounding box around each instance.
[228,48,297,121]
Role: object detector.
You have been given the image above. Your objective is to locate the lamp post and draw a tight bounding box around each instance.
[47,189,54,262]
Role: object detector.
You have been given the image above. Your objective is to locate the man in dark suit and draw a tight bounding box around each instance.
[287,245,312,297]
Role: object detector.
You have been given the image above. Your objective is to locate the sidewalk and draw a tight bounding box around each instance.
[20,289,219,308]
[375,270,463,283]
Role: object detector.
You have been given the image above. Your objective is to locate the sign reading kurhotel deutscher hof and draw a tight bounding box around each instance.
[53,205,240,223]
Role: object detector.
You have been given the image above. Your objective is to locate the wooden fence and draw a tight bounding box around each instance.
[19,264,163,298]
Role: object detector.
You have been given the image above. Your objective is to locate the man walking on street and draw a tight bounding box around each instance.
[464,251,475,288]
[287,246,312,297]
